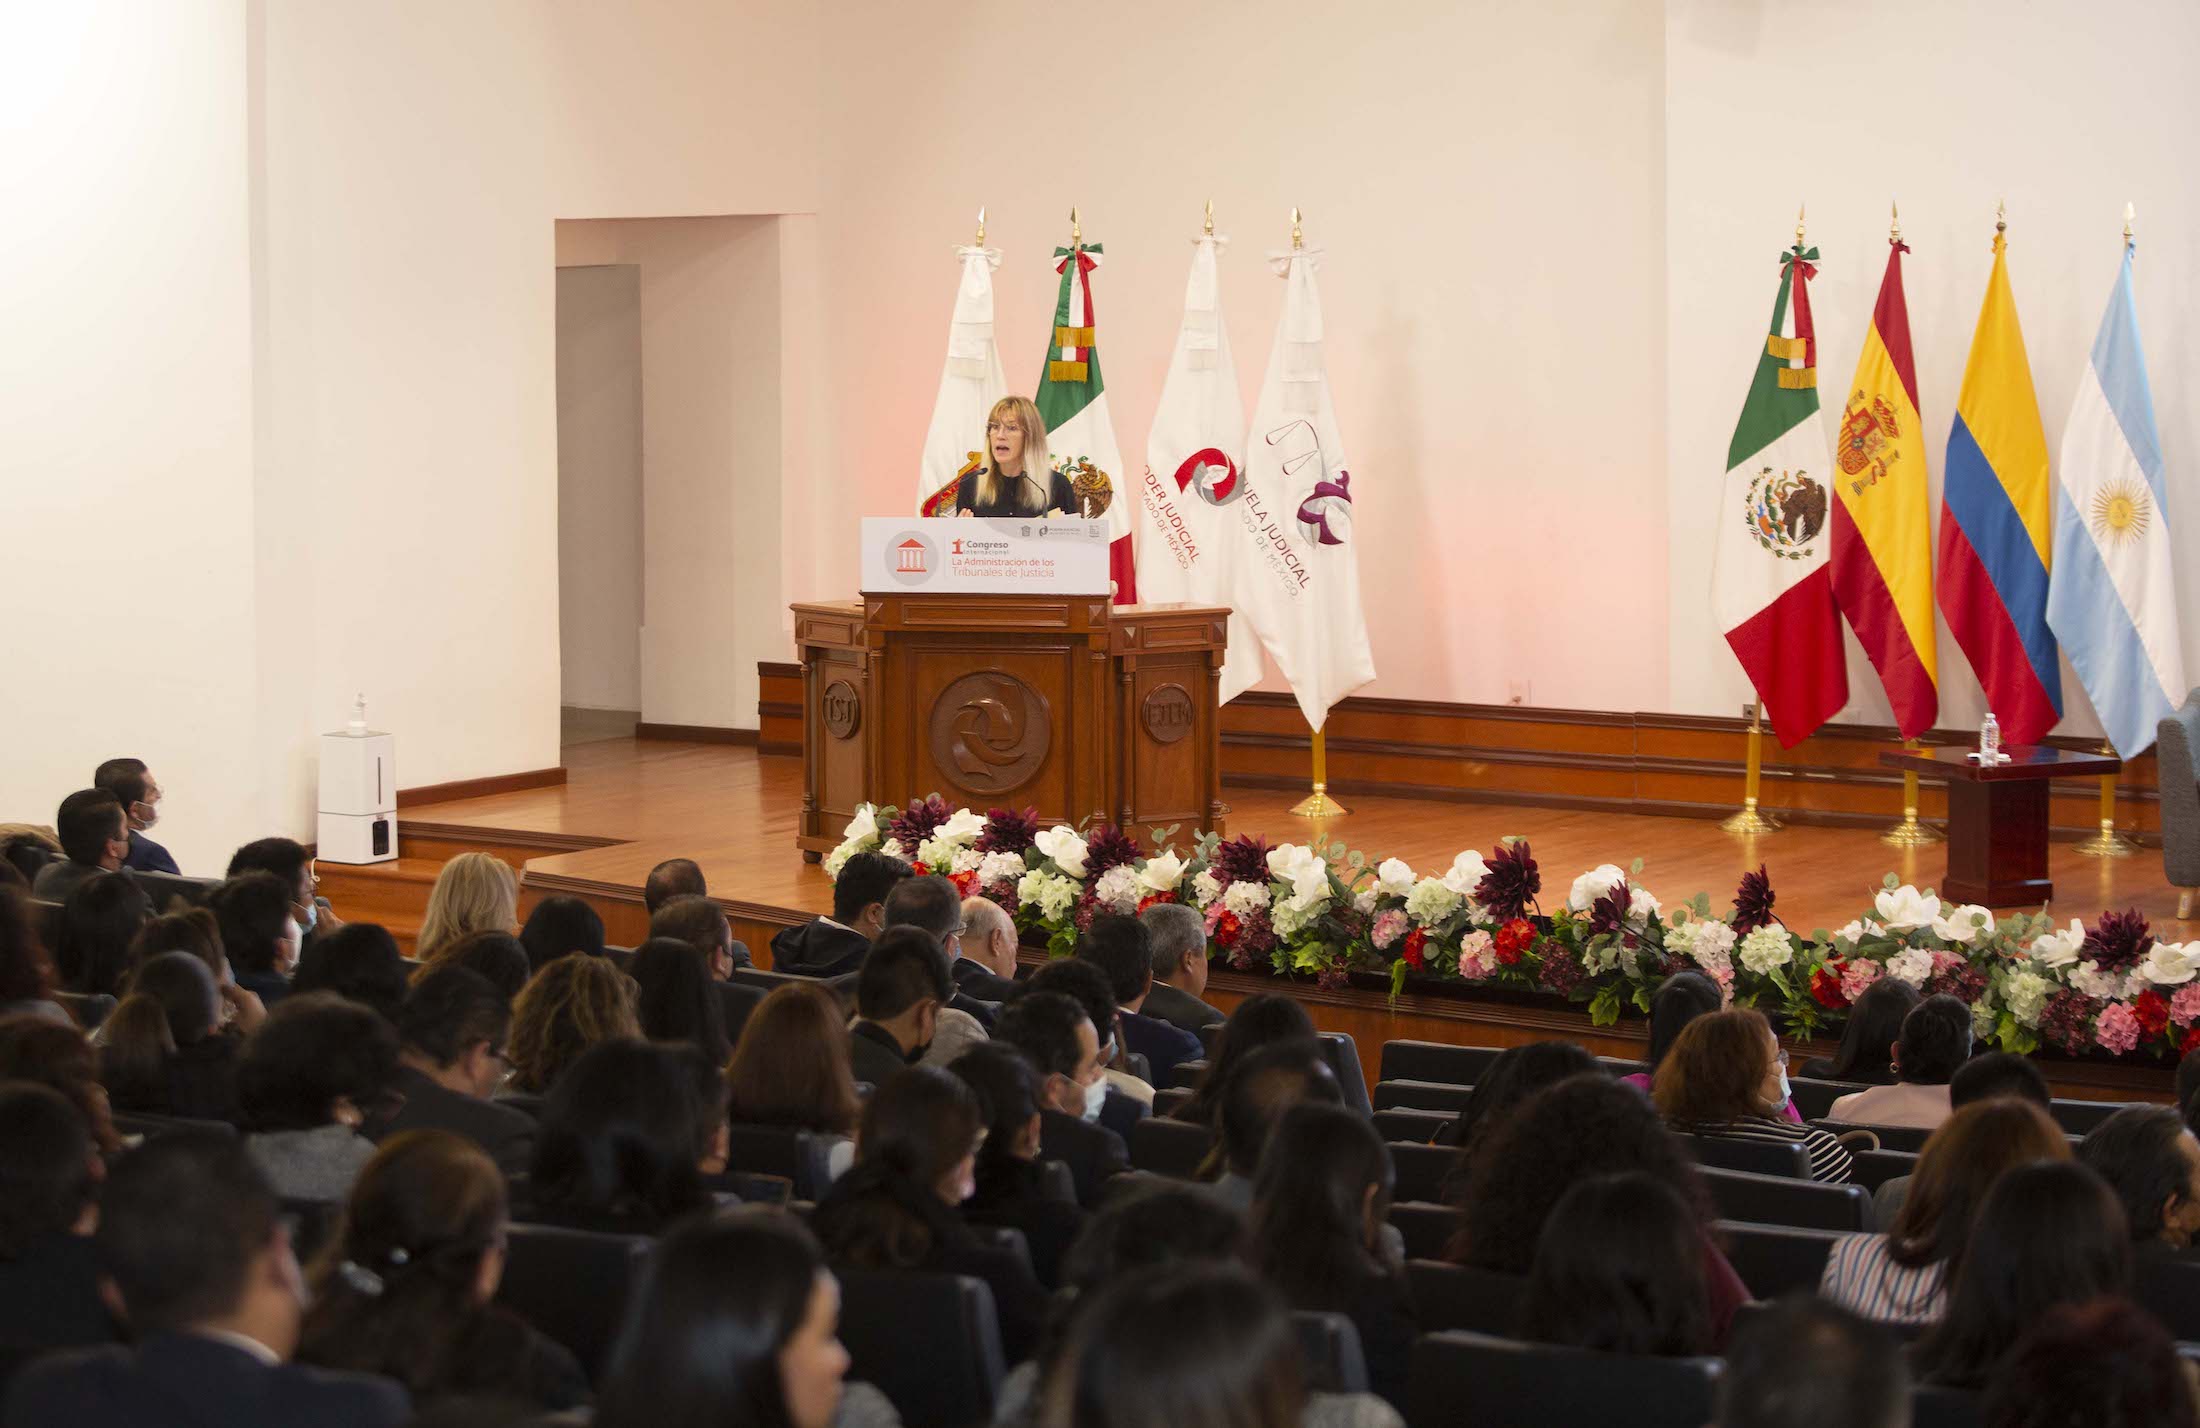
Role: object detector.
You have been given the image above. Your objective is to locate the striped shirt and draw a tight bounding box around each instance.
[1673,1114,1855,1183]
[1819,1233,1946,1324]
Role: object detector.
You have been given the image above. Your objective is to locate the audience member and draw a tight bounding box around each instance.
[2080,1104,2200,1258]
[1618,969,1722,1097]
[1040,1264,1303,1428]
[519,1038,714,1235]
[413,853,518,965]
[1174,993,1316,1128]
[440,930,532,1002]
[0,885,67,1025]
[226,837,339,944]
[595,1208,851,1428]
[1654,1008,1853,1182]
[770,851,908,978]
[847,927,951,1086]
[883,873,997,1045]
[1079,913,1202,1088]
[1213,1040,1344,1207]
[810,1064,1047,1363]
[1519,1171,1711,1358]
[2,1133,410,1428]
[516,895,605,971]
[1982,1296,2200,1428]
[0,1083,117,1358]
[99,951,242,1122]
[376,965,535,1176]
[0,1015,122,1153]
[1799,977,1919,1084]
[666,1041,735,1180]
[1021,958,1143,1129]
[640,857,707,916]
[649,893,751,977]
[1826,993,1974,1129]
[995,989,1126,1208]
[1440,1039,1597,1153]
[629,935,733,1067]
[956,895,1024,1001]
[1820,1098,2069,1325]
[296,1130,586,1412]
[1949,1049,2053,1109]
[54,873,151,1000]
[724,982,862,1180]
[127,906,267,1038]
[291,923,408,1022]
[0,834,53,891]
[1911,1160,2133,1388]
[1138,901,1223,1035]
[93,759,177,876]
[29,790,128,903]
[238,992,399,1203]
[1714,1295,1908,1428]
[210,870,302,1006]
[504,953,640,1095]
[949,1041,1085,1287]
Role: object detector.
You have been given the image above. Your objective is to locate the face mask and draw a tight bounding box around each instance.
[297,899,318,935]
[133,802,159,832]
[1080,1075,1108,1123]
[1772,1068,1792,1111]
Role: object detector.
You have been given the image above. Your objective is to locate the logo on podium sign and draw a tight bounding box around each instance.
[887,531,938,587]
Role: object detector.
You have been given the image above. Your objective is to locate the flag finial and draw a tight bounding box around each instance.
[1795,203,1806,246]
[974,206,986,245]
[2124,201,2135,247]
[1889,199,1901,243]
[1995,199,2005,236]
[1070,207,1080,246]
[1204,198,1214,237]
[1290,207,1303,251]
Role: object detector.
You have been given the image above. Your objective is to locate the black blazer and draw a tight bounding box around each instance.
[768,919,871,979]
[1121,1010,1202,1088]
[953,465,1080,518]
[848,1021,914,1088]
[1037,1110,1129,1209]
[371,1066,537,1177]
[122,832,180,876]
[0,1233,119,1362]
[965,1159,1085,1290]
[4,1331,410,1428]
[951,957,1021,1004]
[1141,981,1225,1035]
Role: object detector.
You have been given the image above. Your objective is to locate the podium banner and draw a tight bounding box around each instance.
[859,517,1111,595]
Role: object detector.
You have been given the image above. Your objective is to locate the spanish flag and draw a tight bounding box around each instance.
[1830,235,1938,737]
[1937,229,2060,744]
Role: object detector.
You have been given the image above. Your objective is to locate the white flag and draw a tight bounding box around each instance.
[916,245,1007,513]
[1137,233,1263,701]
[1233,246,1375,729]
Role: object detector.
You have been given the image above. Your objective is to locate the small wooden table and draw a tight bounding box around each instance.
[1877,744,2123,906]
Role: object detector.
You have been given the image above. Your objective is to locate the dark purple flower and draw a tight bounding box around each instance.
[975,807,1040,855]
[1474,840,1541,923]
[1210,835,1274,886]
[886,794,952,849]
[1083,825,1141,877]
[1586,878,1632,940]
[1732,865,1776,934]
[1538,941,1589,999]
[2083,908,2155,973]
[2037,990,2098,1056]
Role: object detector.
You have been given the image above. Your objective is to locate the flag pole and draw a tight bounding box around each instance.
[2077,739,2138,857]
[1880,738,1944,846]
[1721,703,1782,836]
[1283,204,1348,821]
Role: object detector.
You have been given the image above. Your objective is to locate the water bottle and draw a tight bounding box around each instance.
[1980,711,2002,762]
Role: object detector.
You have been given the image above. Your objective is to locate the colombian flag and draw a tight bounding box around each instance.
[1937,231,2060,743]
[1830,238,1938,737]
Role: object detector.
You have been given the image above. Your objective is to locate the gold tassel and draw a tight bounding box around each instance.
[1055,325,1095,347]
[1766,335,1806,361]
[1048,360,1089,382]
[1777,368,1817,389]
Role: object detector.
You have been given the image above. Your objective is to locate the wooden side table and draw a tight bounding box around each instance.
[1877,744,2123,906]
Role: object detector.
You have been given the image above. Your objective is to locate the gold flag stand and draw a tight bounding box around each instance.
[2077,740,2138,858]
[1721,704,1783,836]
[1880,738,1944,846]
[1290,728,1349,819]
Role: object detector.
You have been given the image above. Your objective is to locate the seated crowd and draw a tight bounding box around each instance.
[6,768,2200,1428]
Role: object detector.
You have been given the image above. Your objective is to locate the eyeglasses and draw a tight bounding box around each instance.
[1771,1049,1790,1071]
[986,421,1021,435]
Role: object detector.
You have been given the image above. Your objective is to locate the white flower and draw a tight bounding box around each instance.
[2002,970,2052,1027]
[1737,925,1793,975]
[1873,884,1943,932]
[1931,904,1997,946]
[2144,941,2200,988]
[1686,919,1738,970]
[1441,851,1490,897]
[822,844,855,879]
[1567,864,1628,913]
[1405,879,1463,927]
[977,850,1027,887]
[1832,918,1886,948]
[1222,881,1271,916]
[879,838,906,861]
[1137,850,1187,894]
[916,835,959,869]
[1271,900,1313,939]
[935,808,987,846]
[1093,865,1143,913]
[1191,870,1224,907]
[842,805,881,846]
[1376,858,1417,895]
[1353,887,1379,915]
[1264,845,1332,913]
[949,847,983,875]
[1034,826,1088,878]
[2029,919,2087,969]
[2069,960,2124,999]
[1885,948,1934,987]
[1016,869,1079,921]
[1627,886,1662,926]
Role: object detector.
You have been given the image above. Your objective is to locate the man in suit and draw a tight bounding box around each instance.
[1140,902,1224,1036]
[1078,913,1203,1090]
[3,1134,409,1428]
[30,789,130,903]
[955,896,1023,1002]
[770,850,909,978]
[995,990,1127,1208]
[884,875,1000,1035]
[1020,958,1148,1147]
[371,965,535,1176]
[227,837,344,946]
[94,758,179,876]
[643,856,707,914]
[847,927,950,1087]
[650,893,753,976]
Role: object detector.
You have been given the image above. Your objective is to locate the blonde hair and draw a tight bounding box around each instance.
[415,853,519,964]
[506,955,640,1094]
[976,395,1051,513]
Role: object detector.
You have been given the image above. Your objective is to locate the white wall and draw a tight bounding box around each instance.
[555,265,645,712]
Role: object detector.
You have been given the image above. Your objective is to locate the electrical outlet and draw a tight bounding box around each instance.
[1507,679,1529,707]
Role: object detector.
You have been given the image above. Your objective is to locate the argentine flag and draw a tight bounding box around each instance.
[2045,245,2187,758]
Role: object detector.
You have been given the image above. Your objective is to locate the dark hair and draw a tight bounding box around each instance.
[518,896,605,971]
[1042,1264,1302,1428]
[1717,1294,1908,1428]
[650,895,730,964]
[0,884,57,1004]
[597,1208,828,1428]
[1646,970,1722,1071]
[299,1131,543,1403]
[1982,1296,2200,1428]
[445,930,532,1002]
[995,990,1094,1082]
[1914,1161,2133,1387]
[1519,1171,1710,1356]
[238,991,398,1132]
[882,874,962,942]
[1653,1007,1776,1123]
[98,1133,282,1332]
[0,1014,119,1153]
[1246,1102,1391,1311]
[100,951,222,1110]
[2080,1105,2196,1246]
[128,907,226,982]
[642,858,707,915]
[2179,1051,2200,1124]
[225,836,311,893]
[630,936,732,1068]
[1176,994,1315,1128]
[811,1065,982,1269]
[1219,1040,1342,1177]
[1827,977,1921,1082]
[1444,1039,1598,1159]
[0,1081,97,1257]
[1451,1074,1708,1273]
[56,871,151,997]
[949,1041,1044,1188]
[1888,1099,2070,1275]
[210,870,295,976]
[1020,958,1119,1056]
[854,927,950,1021]
[726,982,861,1135]
[397,965,513,1068]
[666,1042,732,1171]
[54,789,124,867]
[832,852,911,925]
[292,923,408,1020]
[1078,914,1155,1007]
[93,757,152,809]
[1897,994,1974,1085]
[1951,1050,2052,1109]
[529,1038,710,1224]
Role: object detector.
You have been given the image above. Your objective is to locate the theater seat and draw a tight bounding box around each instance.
[837,1267,1004,1428]
[52,991,115,1030]
[1373,1107,1452,1144]
[2047,1097,2126,1136]
[1714,1220,1843,1298]
[1846,1147,1920,1191]
[1387,1142,1457,1205]
[716,979,764,1047]
[2135,1254,2200,1340]
[1387,1201,1456,1262]
[1167,1058,1207,1090]
[1292,1311,1370,1394]
[111,1111,237,1139]
[1128,1117,1213,1178]
[1785,1076,1870,1122]
[1677,1132,1812,1178]
[1814,1119,1931,1153]
[1373,1079,1475,1113]
[132,870,218,911]
[727,1124,838,1201]
[496,1222,650,1381]
[1378,1040,1501,1086]
[1317,1033,1372,1116]
[1406,1329,1722,1428]
[1911,1383,1985,1428]
[1700,1166,1871,1231]
[1152,1086,1195,1117]
[1405,1259,1525,1336]
[493,1091,545,1119]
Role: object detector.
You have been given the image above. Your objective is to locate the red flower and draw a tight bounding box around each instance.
[1493,918,1534,966]
[1809,963,1850,1010]
[2134,989,2172,1039]
[947,869,978,897]
[1135,891,1177,913]
[910,862,932,877]
[1401,928,1428,970]
[1213,911,1243,949]
[2182,1023,2200,1057]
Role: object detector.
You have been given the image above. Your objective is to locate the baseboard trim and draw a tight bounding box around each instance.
[396,766,567,808]
[635,722,760,745]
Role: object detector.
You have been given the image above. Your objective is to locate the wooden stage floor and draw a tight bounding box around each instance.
[407,736,2195,941]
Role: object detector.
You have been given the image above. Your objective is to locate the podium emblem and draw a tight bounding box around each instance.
[1141,684,1196,745]
[822,680,862,740]
[929,671,1050,794]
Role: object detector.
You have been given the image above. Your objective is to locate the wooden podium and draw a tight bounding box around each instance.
[1878,743,2123,906]
[792,594,1229,859]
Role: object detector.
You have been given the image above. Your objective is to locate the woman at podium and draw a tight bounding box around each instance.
[953,396,1079,518]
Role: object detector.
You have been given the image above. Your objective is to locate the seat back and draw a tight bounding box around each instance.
[1786,1076,1870,1122]
[111,1110,237,1140]
[52,991,116,1030]
[1714,1220,1843,1299]
[1035,1158,1077,1205]
[1317,1032,1372,1115]
[494,1091,545,1120]
[601,945,634,971]
[495,1222,650,1381]
[716,979,765,1048]
[836,1267,1005,1428]
[1679,1132,1812,1178]
[1379,1040,1500,1086]
[1128,1116,1214,1178]
[1405,1259,1525,1335]
[1291,1310,1370,1394]
[1152,1085,1195,1117]
[2136,1254,2200,1341]
[1166,1057,1208,1090]
[1388,1201,1457,1262]
[132,870,218,911]
[1196,1021,1223,1055]
[1373,1079,1475,1113]
[2048,1098,2126,1136]
[1700,1166,1870,1230]
[1594,1054,1649,1079]
[1387,1141,1458,1205]
[1123,1050,1152,1084]
[1911,1384,1986,1428]
[1816,1120,1931,1153]
[727,1123,837,1201]
[1406,1329,1722,1428]
[1373,1106,1453,1144]
[1846,1147,1921,1191]
[2158,691,2200,885]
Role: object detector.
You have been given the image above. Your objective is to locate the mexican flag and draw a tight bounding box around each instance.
[1710,239,1849,746]
[1036,238,1136,601]
[916,244,1006,516]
